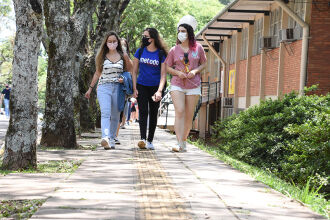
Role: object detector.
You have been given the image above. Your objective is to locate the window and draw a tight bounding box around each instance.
[252,18,263,56]
[269,8,282,47]
[230,34,237,64]
[240,28,248,60]
[288,0,305,39]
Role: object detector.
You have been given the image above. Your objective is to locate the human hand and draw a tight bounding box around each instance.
[85,88,92,99]
[152,91,162,102]
[187,69,198,79]
[177,70,187,79]
[133,89,138,98]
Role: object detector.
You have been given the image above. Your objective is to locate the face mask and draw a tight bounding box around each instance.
[178,32,187,43]
[107,42,118,50]
[142,37,151,47]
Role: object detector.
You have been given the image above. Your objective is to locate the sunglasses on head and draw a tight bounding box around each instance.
[184,52,189,64]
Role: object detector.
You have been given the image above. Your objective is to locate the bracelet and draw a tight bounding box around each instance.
[89,85,94,89]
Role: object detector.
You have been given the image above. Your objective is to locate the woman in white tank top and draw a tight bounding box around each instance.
[85,31,132,150]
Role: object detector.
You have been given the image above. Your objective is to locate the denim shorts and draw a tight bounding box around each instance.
[170,85,201,96]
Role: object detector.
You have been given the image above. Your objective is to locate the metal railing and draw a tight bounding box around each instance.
[193,81,221,121]
[159,81,222,130]
[200,81,221,104]
[158,86,172,117]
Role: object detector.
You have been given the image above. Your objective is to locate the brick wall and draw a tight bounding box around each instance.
[283,40,302,94]
[307,2,330,95]
[250,55,261,96]
[265,48,279,96]
[238,60,247,97]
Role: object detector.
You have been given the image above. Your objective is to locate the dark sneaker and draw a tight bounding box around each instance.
[110,139,116,149]
[114,137,120,145]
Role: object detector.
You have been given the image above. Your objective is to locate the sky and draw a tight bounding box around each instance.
[0,1,15,41]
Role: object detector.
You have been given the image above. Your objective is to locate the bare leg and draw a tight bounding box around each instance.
[171,91,186,142]
[116,122,120,137]
[183,95,199,141]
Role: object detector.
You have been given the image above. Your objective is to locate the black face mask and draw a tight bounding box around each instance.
[142,37,151,47]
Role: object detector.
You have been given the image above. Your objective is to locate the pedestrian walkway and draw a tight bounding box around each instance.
[0,124,325,219]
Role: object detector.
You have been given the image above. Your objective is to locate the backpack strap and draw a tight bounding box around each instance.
[158,50,165,68]
[138,47,144,60]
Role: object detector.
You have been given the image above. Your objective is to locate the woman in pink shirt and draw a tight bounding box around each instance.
[165,15,207,152]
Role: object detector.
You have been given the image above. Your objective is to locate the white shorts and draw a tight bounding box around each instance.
[170,85,201,96]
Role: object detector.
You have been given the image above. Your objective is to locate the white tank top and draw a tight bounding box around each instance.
[98,58,123,85]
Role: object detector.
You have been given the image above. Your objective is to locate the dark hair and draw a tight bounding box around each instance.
[141,27,168,56]
[177,23,197,50]
[95,31,124,72]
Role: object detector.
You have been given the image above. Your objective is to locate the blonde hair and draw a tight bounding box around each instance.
[95,31,124,72]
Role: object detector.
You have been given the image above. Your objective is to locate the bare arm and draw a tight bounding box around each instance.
[153,62,167,101]
[132,57,139,97]
[123,53,133,73]
[85,69,101,99]
[166,64,187,79]
[187,60,207,79]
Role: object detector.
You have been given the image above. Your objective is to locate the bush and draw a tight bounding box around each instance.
[212,88,330,196]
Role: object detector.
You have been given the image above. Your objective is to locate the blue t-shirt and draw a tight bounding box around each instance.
[134,48,165,86]
[2,88,10,100]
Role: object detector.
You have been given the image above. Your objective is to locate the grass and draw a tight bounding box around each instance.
[189,139,330,219]
[0,160,83,175]
[0,199,46,219]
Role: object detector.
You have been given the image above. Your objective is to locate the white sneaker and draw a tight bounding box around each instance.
[110,139,116,149]
[172,141,186,152]
[138,139,146,149]
[147,141,154,150]
[181,141,187,152]
[101,138,110,150]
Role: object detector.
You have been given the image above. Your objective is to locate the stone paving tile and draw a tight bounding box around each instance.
[131,126,194,220]
[154,128,326,220]
[0,173,70,200]
[1,123,327,219]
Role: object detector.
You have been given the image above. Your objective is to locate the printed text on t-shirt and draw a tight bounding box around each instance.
[139,57,159,66]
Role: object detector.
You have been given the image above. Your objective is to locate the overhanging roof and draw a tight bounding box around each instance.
[196,0,274,48]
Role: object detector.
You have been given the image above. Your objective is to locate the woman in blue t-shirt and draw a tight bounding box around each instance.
[132,28,168,150]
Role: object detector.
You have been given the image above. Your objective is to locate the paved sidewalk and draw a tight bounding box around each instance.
[1,123,326,219]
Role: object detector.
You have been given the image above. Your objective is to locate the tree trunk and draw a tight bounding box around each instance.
[2,0,43,170]
[41,0,98,148]
[79,0,130,131]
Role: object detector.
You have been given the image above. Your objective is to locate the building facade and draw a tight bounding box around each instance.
[194,0,330,137]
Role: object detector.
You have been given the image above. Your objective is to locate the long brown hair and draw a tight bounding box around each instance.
[95,31,124,72]
[140,28,168,56]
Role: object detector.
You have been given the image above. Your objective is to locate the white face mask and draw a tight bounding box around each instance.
[107,42,118,50]
[178,32,188,42]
